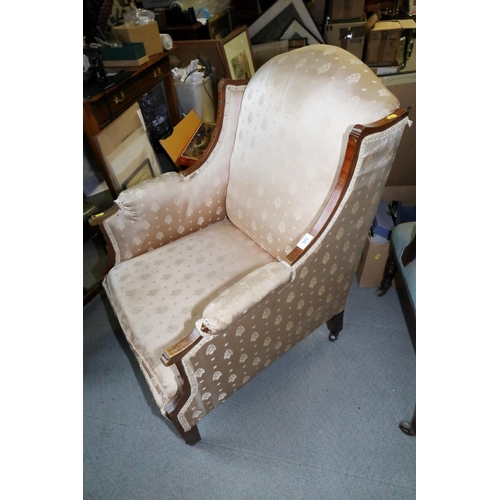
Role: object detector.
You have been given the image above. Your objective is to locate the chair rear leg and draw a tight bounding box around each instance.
[377,253,397,296]
[327,310,344,342]
[399,407,416,436]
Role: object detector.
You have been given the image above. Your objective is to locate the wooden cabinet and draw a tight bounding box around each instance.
[83,50,180,197]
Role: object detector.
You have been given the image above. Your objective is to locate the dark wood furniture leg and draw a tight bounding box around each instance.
[376,253,397,296]
[378,235,416,437]
[327,310,344,342]
[84,281,103,306]
[399,407,416,436]
[170,421,201,445]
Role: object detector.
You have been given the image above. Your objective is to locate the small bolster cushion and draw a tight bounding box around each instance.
[201,262,293,334]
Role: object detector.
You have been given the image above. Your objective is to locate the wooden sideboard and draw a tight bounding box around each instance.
[83,50,180,198]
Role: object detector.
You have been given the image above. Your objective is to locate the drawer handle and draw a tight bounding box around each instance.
[113,91,125,104]
[153,67,162,77]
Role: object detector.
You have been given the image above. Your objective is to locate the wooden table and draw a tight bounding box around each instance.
[83,50,180,198]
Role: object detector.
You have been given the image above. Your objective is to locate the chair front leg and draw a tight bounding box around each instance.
[177,424,201,445]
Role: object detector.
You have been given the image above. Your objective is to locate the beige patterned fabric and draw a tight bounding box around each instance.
[102,85,246,265]
[100,45,411,435]
[178,117,410,431]
[201,261,294,334]
[226,45,400,260]
[104,218,276,408]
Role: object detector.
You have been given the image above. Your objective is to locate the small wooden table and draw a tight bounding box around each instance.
[83,50,180,198]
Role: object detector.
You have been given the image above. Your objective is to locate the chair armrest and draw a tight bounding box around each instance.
[159,262,293,366]
[200,262,294,335]
[160,328,202,367]
[99,169,228,265]
[401,235,416,267]
[391,222,416,264]
[95,82,247,266]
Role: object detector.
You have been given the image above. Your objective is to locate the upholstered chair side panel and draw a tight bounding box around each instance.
[176,118,410,431]
[225,46,400,261]
[102,276,180,410]
[102,85,246,265]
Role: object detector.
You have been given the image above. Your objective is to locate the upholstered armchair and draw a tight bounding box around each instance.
[378,221,416,435]
[90,45,411,445]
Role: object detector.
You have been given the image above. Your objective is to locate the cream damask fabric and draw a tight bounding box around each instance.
[100,44,411,435]
[226,45,400,261]
[104,218,276,409]
[102,85,246,265]
[177,118,410,431]
[201,261,294,334]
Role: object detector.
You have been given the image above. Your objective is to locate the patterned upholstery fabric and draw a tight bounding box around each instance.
[100,45,411,435]
[102,85,246,264]
[226,45,400,260]
[104,218,276,408]
[178,118,410,431]
[202,261,294,334]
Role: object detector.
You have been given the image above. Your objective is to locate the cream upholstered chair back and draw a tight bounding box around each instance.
[226,45,400,260]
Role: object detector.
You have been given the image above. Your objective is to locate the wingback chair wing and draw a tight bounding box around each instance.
[90,45,411,445]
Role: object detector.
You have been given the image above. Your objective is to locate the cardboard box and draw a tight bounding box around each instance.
[356,233,392,288]
[111,21,163,57]
[324,16,366,60]
[329,0,365,21]
[307,0,327,25]
[356,187,415,288]
[364,21,402,65]
[356,232,407,288]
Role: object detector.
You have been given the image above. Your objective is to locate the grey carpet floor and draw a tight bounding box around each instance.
[83,263,416,500]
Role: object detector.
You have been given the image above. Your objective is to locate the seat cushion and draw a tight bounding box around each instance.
[104,218,276,384]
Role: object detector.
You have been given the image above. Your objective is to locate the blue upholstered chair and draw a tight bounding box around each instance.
[377,221,416,435]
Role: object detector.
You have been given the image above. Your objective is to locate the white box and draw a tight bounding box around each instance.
[174,76,216,124]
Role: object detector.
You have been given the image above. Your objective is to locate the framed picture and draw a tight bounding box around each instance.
[220,26,255,80]
[178,122,216,169]
[207,8,233,40]
[96,103,162,194]
[247,0,324,45]
[280,18,321,46]
[121,158,154,190]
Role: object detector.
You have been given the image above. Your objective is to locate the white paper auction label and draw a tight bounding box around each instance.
[297,233,314,250]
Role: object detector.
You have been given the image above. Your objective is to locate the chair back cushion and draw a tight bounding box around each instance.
[226,45,400,260]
